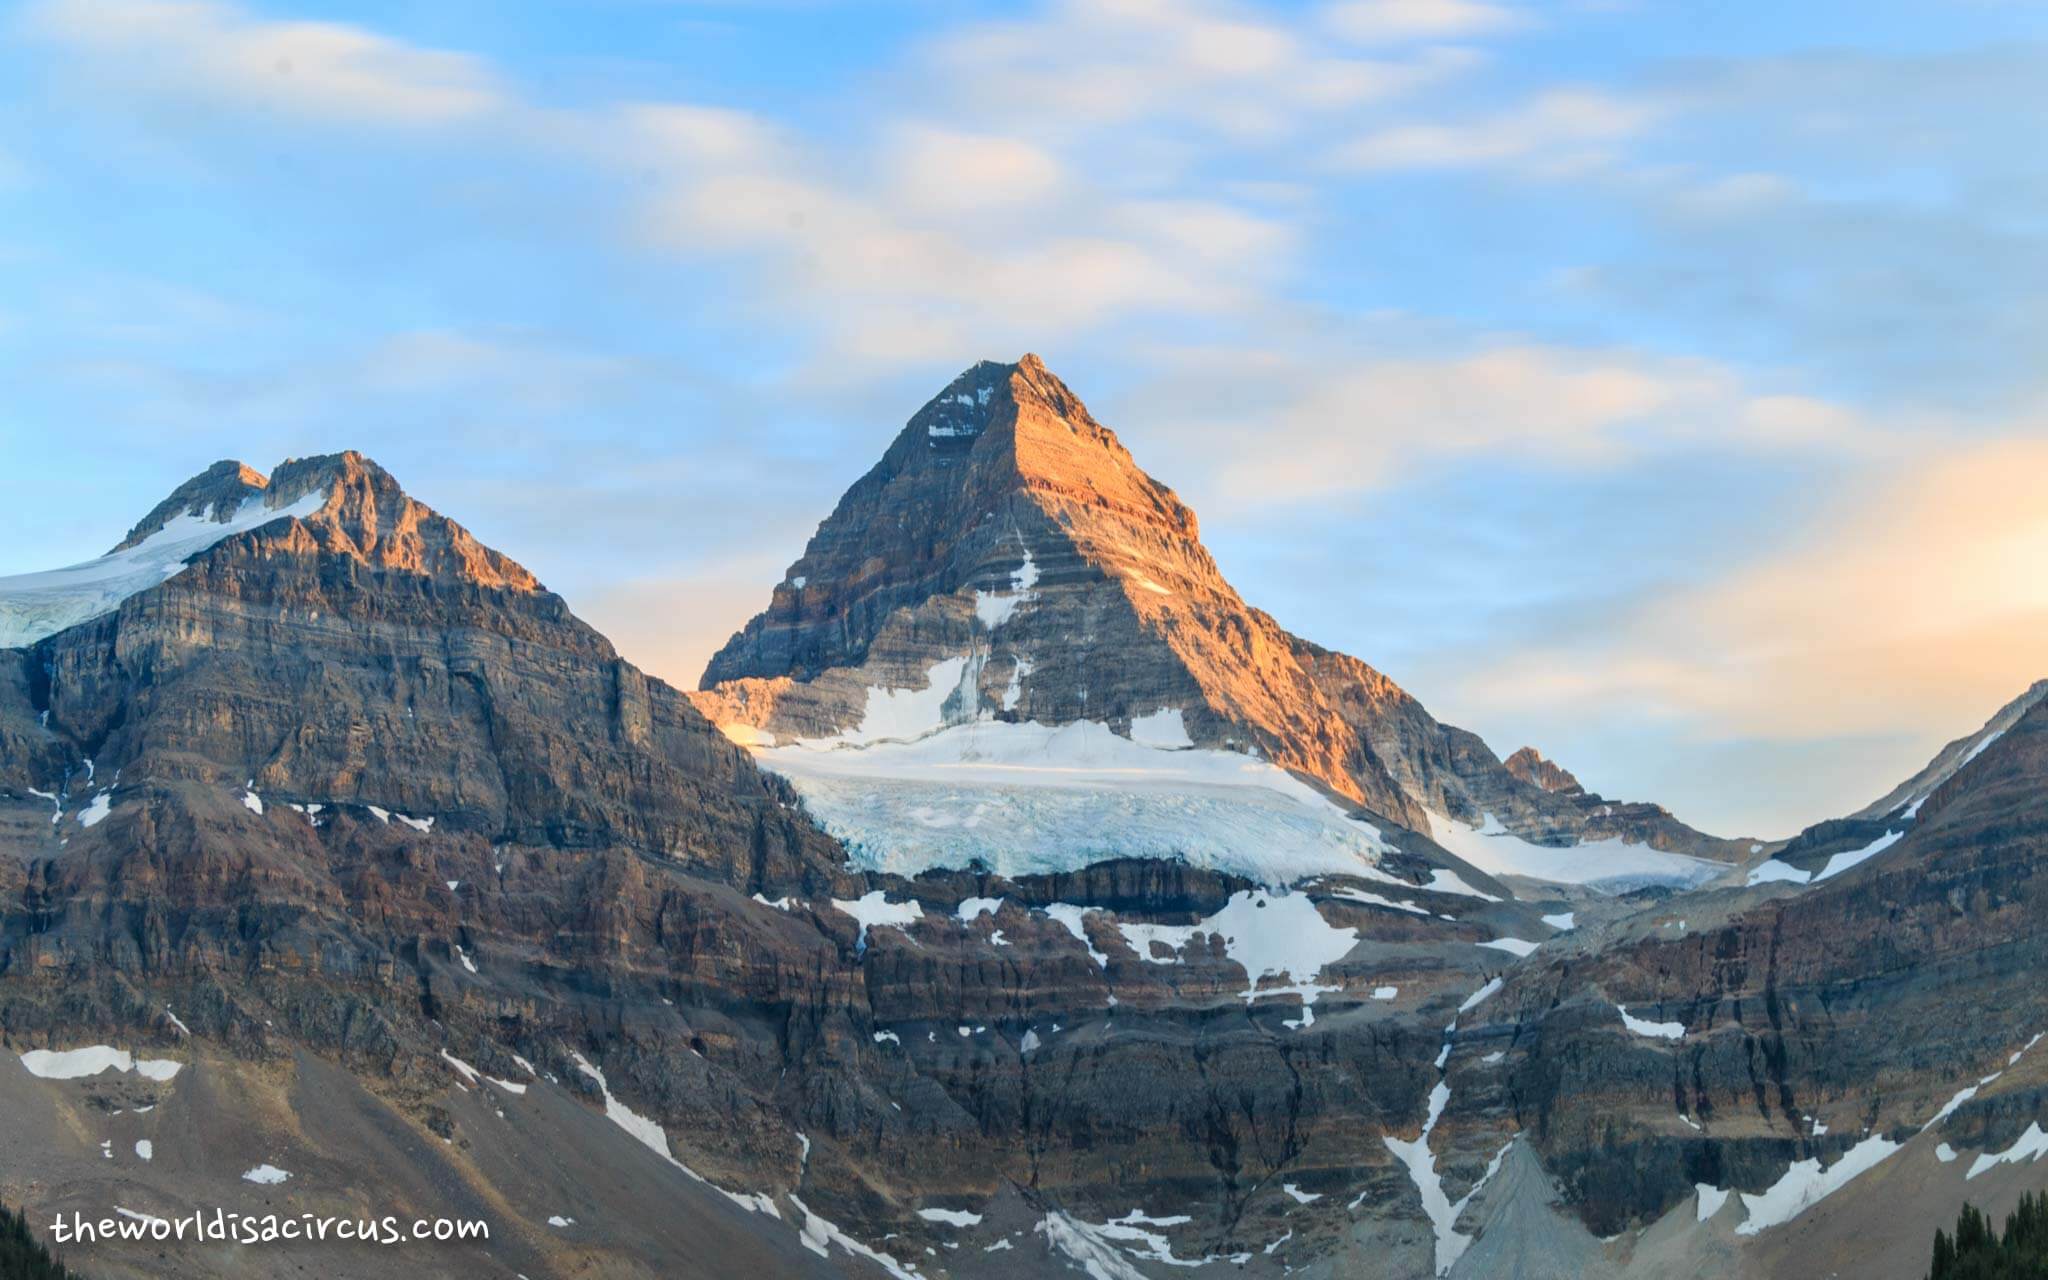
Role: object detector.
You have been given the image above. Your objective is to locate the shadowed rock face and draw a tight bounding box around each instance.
[0,446,1548,1278]
[1462,694,2048,1239]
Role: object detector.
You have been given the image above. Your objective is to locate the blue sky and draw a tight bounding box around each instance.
[2,0,2044,837]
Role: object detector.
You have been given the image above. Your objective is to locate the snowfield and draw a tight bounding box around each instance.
[1425,811,1723,891]
[752,714,1401,885]
[0,490,327,649]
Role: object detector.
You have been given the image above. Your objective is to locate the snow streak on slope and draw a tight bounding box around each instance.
[1424,811,1722,891]
[753,714,1399,884]
[1733,1135,1904,1235]
[0,491,328,648]
[1382,977,1513,1276]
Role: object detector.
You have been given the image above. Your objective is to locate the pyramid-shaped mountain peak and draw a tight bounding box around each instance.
[701,355,1218,693]
[696,360,1740,862]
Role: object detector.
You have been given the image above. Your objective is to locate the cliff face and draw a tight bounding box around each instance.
[10,451,821,879]
[0,449,1548,1278]
[1455,692,2048,1248]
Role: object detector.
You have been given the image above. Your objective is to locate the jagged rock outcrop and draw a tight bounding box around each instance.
[1505,746,1583,796]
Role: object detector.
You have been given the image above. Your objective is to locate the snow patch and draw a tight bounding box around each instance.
[833,891,924,949]
[1038,1210,1214,1274]
[1043,904,1110,968]
[973,551,1039,631]
[1966,1123,2048,1180]
[1746,859,1811,886]
[1426,869,1501,901]
[1541,912,1576,930]
[1696,1184,1729,1221]
[1427,811,1721,891]
[1459,978,1504,1013]
[833,657,971,746]
[917,1208,983,1228]
[1813,829,1904,882]
[791,1195,918,1280]
[568,1050,772,1217]
[1282,1183,1321,1204]
[1327,886,1428,915]
[1127,708,1193,750]
[1479,937,1538,958]
[77,792,111,828]
[135,1140,153,1161]
[1736,1135,1903,1234]
[18,1046,182,1081]
[242,1165,292,1185]
[1001,656,1033,712]
[1616,1005,1685,1041]
[1113,891,1358,1012]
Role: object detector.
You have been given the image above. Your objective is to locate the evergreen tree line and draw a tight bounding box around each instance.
[1931,1191,2048,1280]
[0,1202,72,1280]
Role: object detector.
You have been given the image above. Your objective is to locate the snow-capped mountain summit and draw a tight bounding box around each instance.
[696,355,1747,890]
[0,452,544,652]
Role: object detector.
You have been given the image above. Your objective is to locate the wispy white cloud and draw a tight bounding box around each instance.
[886,126,1068,217]
[920,0,1482,140]
[1124,336,1892,509]
[613,90,1300,367]
[1335,86,1654,173]
[1322,0,1526,44]
[1455,426,2048,743]
[21,0,504,125]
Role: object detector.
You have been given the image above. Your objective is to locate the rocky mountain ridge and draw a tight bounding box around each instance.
[0,405,2041,1280]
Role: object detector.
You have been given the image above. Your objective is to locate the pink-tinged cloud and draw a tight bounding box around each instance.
[1458,430,2048,743]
